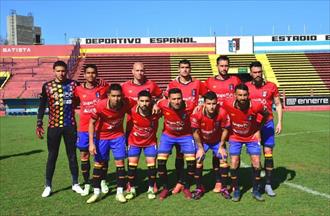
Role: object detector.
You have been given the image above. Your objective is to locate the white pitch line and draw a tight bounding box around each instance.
[276,129,329,137]
[289,112,330,118]
[240,162,330,200]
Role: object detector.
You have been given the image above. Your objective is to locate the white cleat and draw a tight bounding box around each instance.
[147,187,156,200]
[81,184,91,196]
[265,184,276,197]
[72,184,84,194]
[116,193,127,203]
[41,186,52,198]
[101,180,109,194]
[125,187,136,200]
[86,193,101,204]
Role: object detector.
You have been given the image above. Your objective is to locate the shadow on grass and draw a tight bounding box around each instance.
[0,149,43,160]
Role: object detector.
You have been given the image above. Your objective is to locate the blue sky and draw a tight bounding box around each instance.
[1,0,329,44]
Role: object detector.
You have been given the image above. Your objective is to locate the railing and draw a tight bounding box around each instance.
[67,40,81,79]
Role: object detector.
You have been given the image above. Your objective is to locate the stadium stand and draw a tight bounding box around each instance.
[170,55,213,80]
[266,53,330,96]
[305,53,330,89]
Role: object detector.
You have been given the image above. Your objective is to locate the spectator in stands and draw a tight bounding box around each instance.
[36,60,84,198]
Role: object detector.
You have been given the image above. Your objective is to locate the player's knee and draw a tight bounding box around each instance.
[115,160,125,167]
[80,150,89,160]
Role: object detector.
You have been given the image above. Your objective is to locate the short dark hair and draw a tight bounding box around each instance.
[203,91,217,101]
[249,61,262,69]
[107,83,122,94]
[84,64,98,73]
[138,90,151,99]
[235,83,249,92]
[178,59,191,67]
[168,88,182,97]
[53,60,67,70]
[216,55,230,64]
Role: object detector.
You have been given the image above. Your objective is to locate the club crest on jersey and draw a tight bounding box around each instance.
[248,115,253,121]
[96,92,100,98]
[192,89,196,96]
[262,91,267,97]
[182,114,187,119]
[215,121,220,128]
[229,84,234,91]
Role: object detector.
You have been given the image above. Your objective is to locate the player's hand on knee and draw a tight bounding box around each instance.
[218,146,227,159]
[89,143,97,155]
[35,126,44,139]
[196,148,205,163]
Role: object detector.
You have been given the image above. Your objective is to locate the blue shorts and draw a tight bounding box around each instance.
[76,132,89,151]
[94,136,126,162]
[158,133,196,155]
[229,140,261,156]
[261,120,275,148]
[204,142,226,159]
[128,145,157,158]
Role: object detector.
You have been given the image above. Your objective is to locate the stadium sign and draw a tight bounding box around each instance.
[254,34,330,53]
[216,36,253,54]
[79,37,215,44]
[285,96,330,106]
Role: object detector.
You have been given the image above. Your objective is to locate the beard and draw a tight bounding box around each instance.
[253,77,264,88]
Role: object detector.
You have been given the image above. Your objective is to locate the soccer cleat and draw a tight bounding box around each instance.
[101,180,109,194]
[86,193,101,204]
[231,188,241,202]
[183,188,192,200]
[72,184,84,194]
[81,184,91,196]
[159,188,170,201]
[252,189,265,201]
[115,193,127,203]
[213,182,222,193]
[192,188,205,200]
[147,187,156,200]
[125,187,136,200]
[41,186,52,198]
[265,184,276,197]
[172,183,184,194]
[220,188,231,200]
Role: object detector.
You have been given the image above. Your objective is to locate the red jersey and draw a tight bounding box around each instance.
[121,79,163,132]
[246,81,279,121]
[157,99,195,137]
[122,79,163,101]
[223,99,265,142]
[165,77,208,105]
[205,76,241,105]
[74,84,108,132]
[190,105,230,144]
[91,98,136,140]
[128,104,161,147]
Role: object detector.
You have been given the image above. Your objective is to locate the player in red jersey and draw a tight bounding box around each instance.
[246,61,283,197]
[164,59,207,194]
[157,88,196,200]
[205,55,241,105]
[125,90,161,200]
[204,55,241,192]
[121,62,163,192]
[74,64,109,196]
[190,91,231,200]
[86,84,136,204]
[222,83,269,202]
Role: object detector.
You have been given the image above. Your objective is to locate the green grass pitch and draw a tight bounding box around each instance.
[0,111,329,215]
